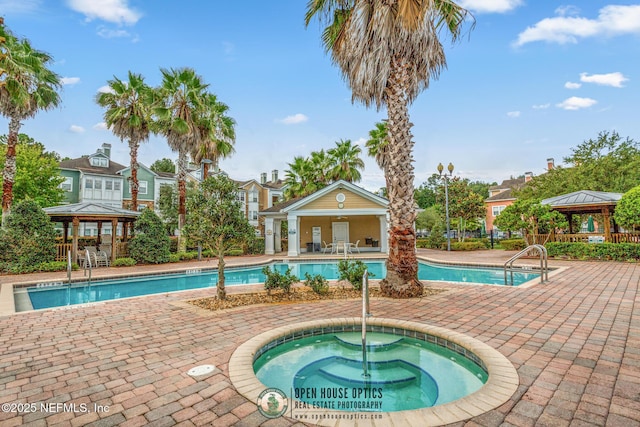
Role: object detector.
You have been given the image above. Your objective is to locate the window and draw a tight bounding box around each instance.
[138,181,148,195]
[492,205,506,217]
[250,190,258,203]
[237,192,245,202]
[94,179,102,190]
[105,180,113,191]
[114,181,121,191]
[249,210,258,220]
[85,178,93,189]
[90,157,108,167]
[60,177,73,192]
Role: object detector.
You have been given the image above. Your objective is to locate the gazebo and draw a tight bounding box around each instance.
[44,202,141,264]
[541,190,622,241]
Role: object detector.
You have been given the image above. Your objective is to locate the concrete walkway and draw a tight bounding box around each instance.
[0,250,638,426]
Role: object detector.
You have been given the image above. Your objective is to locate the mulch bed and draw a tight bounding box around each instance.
[189,283,446,311]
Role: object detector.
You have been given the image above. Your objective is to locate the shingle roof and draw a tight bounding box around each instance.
[59,156,126,176]
[486,188,517,202]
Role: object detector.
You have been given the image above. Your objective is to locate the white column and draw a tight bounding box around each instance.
[287,213,299,257]
[379,214,389,254]
[264,217,275,255]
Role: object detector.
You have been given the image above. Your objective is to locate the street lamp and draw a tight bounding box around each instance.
[437,162,454,252]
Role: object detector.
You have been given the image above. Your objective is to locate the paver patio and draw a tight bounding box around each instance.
[0,249,638,426]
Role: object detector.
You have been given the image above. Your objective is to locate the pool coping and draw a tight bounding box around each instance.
[229,317,520,427]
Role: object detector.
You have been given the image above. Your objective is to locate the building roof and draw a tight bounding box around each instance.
[44,202,141,217]
[486,188,517,202]
[541,190,622,208]
[60,156,126,176]
[489,177,525,191]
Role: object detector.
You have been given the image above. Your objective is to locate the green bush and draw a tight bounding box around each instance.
[337,259,373,291]
[546,242,640,261]
[37,261,71,272]
[0,200,57,273]
[450,241,486,251]
[416,238,430,248]
[128,209,171,264]
[112,257,137,267]
[225,248,244,256]
[465,237,490,248]
[169,254,181,263]
[246,237,265,255]
[304,272,329,294]
[500,238,527,251]
[262,266,298,294]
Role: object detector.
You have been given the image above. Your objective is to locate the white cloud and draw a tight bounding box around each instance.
[514,5,640,46]
[93,122,109,130]
[556,96,597,110]
[507,111,521,118]
[66,0,142,25]
[69,125,85,133]
[61,77,81,85]
[532,103,550,110]
[565,81,581,89]
[579,72,628,88]
[278,113,309,125]
[97,85,114,94]
[458,0,523,14]
[97,27,131,39]
[0,0,42,14]
[555,5,580,17]
[353,137,367,146]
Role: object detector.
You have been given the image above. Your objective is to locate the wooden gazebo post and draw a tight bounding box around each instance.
[111,219,118,264]
[72,216,80,264]
[602,207,612,242]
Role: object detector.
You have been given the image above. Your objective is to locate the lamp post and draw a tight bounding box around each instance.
[437,162,454,252]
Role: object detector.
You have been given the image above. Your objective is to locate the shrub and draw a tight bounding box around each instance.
[500,238,527,251]
[169,254,181,263]
[337,259,373,291]
[246,237,265,255]
[37,261,71,272]
[225,248,244,256]
[0,200,57,272]
[465,237,490,248]
[262,266,298,294]
[128,209,171,264]
[112,257,137,267]
[545,242,640,261]
[450,241,486,251]
[304,272,329,294]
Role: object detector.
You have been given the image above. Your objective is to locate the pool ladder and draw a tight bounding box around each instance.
[504,244,548,286]
[83,248,93,285]
[362,269,371,378]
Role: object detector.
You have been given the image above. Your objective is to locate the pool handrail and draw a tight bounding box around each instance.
[504,244,548,286]
[362,269,370,378]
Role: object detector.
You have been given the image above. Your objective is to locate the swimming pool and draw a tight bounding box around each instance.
[16,261,538,311]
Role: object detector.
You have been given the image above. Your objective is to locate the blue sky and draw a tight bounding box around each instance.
[2,0,639,192]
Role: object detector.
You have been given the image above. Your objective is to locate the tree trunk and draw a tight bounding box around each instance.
[129,140,139,211]
[380,57,423,298]
[217,241,226,300]
[1,117,21,227]
[176,150,187,252]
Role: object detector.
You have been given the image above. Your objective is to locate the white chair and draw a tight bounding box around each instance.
[351,240,360,254]
[322,241,333,254]
[336,240,346,255]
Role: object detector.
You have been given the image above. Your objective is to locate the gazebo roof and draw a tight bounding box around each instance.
[44,202,141,222]
[541,190,622,208]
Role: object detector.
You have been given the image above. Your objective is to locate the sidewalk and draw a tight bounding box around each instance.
[0,250,638,426]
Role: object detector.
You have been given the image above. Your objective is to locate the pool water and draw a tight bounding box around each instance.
[253,332,487,412]
[19,261,537,310]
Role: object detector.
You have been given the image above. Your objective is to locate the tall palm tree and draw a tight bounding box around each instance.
[306,0,472,297]
[327,138,364,182]
[366,121,388,170]
[96,71,153,211]
[191,93,236,180]
[284,155,317,199]
[309,149,332,185]
[0,28,61,226]
[153,67,208,251]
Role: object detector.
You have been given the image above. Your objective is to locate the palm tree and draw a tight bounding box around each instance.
[191,93,236,180]
[366,121,388,170]
[309,149,332,186]
[96,71,153,211]
[306,0,472,298]
[0,28,61,226]
[327,138,364,182]
[284,156,316,199]
[153,67,209,251]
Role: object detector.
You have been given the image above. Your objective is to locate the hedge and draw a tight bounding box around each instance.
[500,238,527,251]
[545,242,640,261]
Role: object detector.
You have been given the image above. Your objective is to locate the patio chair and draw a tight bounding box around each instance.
[322,241,333,254]
[351,240,360,254]
[95,243,111,267]
[78,246,98,268]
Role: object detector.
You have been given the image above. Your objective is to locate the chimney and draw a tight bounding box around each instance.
[272,169,278,183]
[547,158,555,170]
[102,143,111,158]
[524,171,533,182]
[260,173,267,184]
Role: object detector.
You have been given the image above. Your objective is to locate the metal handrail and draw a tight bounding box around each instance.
[504,244,548,286]
[67,251,72,285]
[83,249,92,284]
[362,269,370,378]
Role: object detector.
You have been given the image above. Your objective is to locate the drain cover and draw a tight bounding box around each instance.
[187,365,216,377]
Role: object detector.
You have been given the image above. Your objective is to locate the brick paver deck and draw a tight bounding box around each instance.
[0,249,638,426]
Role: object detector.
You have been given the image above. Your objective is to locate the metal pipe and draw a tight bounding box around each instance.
[362,269,370,378]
